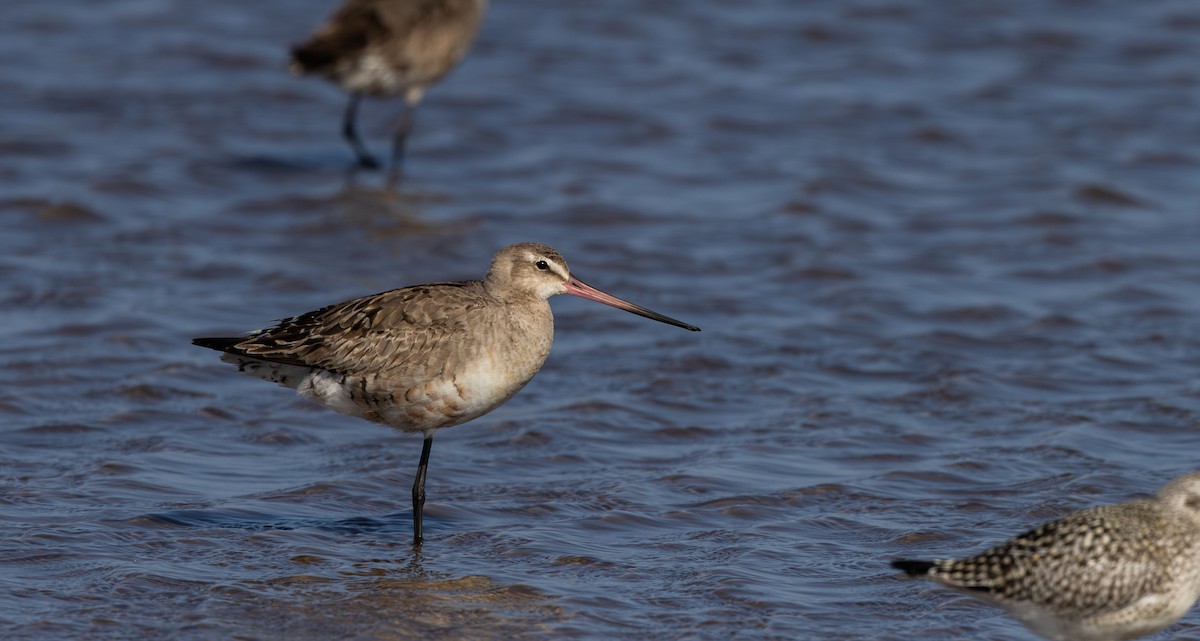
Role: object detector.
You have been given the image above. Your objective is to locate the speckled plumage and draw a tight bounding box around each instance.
[290,0,488,169]
[194,242,698,544]
[893,472,1200,641]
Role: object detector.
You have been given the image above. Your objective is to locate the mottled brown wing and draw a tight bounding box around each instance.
[210,280,489,377]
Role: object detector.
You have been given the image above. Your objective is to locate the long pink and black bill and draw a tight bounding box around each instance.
[564,277,700,332]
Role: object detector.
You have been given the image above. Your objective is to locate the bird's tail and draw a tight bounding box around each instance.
[192,336,245,352]
[891,559,936,576]
[289,40,340,76]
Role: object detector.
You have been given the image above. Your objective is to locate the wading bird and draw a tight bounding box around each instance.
[893,472,1200,641]
[194,242,699,545]
[290,0,488,173]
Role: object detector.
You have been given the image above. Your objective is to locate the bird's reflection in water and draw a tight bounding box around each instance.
[236,568,562,640]
[330,177,472,241]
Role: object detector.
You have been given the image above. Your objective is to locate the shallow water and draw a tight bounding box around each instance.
[3,0,1200,639]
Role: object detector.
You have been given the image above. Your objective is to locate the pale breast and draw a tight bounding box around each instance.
[382,308,553,431]
[335,51,409,95]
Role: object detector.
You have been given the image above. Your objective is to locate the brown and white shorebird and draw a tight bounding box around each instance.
[892,471,1200,641]
[289,0,488,171]
[193,243,699,545]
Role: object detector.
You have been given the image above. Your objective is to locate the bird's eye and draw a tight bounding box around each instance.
[535,260,550,271]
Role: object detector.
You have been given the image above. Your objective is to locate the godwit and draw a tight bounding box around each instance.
[892,471,1200,641]
[194,243,699,545]
[289,0,488,172]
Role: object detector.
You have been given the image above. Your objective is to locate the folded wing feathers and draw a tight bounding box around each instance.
[196,281,487,376]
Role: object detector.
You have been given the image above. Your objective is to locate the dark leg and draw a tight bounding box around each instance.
[388,104,417,179]
[342,93,380,169]
[412,434,433,546]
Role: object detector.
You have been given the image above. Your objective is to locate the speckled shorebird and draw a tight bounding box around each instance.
[290,0,488,171]
[892,471,1200,641]
[193,243,699,545]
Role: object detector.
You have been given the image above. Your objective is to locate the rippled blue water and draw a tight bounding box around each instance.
[3,0,1200,639]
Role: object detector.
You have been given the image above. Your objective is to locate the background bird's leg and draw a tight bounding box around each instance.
[342,93,380,169]
[388,101,417,179]
[411,434,433,545]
